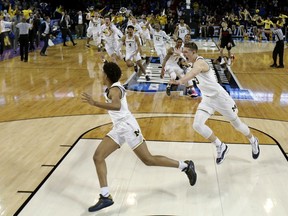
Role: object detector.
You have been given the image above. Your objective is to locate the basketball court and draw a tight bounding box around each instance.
[15,139,288,216]
[0,34,288,216]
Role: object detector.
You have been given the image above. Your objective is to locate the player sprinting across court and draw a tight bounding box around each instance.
[81,61,197,212]
[86,12,102,49]
[161,37,197,97]
[147,22,170,64]
[140,24,153,50]
[120,25,150,81]
[174,17,191,41]
[169,42,260,164]
[101,15,123,62]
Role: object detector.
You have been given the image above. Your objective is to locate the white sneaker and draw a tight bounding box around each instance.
[227,58,231,65]
[251,137,260,159]
[216,143,229,164]
[187,88,198,98]
[220,58,225,65]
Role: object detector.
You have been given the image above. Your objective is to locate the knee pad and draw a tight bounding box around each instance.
[230,117,250,136]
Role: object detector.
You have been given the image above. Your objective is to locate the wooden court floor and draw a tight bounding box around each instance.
[0,39,288,216]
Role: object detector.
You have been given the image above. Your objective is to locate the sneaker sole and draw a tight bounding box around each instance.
[252,145,260,159]
[88,200,114,212]
[216,145,229,165]
[166,88,171,96]
[183,160,197,186]
[189,161,197,186]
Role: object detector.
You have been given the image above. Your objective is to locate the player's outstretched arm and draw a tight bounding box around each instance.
[81,89,121,111]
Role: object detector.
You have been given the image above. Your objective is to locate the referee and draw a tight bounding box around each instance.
[270,24,284,68]
[16,18,32,62]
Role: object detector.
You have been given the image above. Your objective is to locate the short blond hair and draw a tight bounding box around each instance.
[184,42,198,52]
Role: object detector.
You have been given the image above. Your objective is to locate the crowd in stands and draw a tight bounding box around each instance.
[0,0,287,57]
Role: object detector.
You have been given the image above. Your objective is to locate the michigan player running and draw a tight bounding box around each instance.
[161,37,197,97]
[120,25,150,81]
[170,42,260,165]
[147,22,170,64]
[174,16,191,41]
[81,61,197,212]
[100,15,123,62]
[86,12,102,49]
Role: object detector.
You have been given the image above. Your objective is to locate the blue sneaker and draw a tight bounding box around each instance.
[182,160,197,186]
[88,194,114,212]
[216,143,229,165]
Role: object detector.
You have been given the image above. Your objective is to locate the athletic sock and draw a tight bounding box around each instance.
[249,135,256,144]
[178,161,187,170]
[100,187,110,197]
[212,138,222,147]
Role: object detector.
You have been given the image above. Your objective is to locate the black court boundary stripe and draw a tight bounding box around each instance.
[82,116,288,161]
[13,116,288,215]
[83,116,288,161]
[13,127,96,216]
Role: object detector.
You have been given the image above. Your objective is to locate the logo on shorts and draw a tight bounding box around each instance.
[134,129,140,137]
[232,104,237,112]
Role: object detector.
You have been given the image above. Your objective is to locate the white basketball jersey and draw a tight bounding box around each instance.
[104,82,131,124]
[152,29,168,46]
[101,24,121,44]
[89,17,101,31]
[125,35,138,53]
[194,56,223,97]
[178,24,189,40]
[166,47,183,66]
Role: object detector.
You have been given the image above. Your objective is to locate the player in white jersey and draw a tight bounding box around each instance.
[81,61,197,212]
[139,17,153,50]
[101,15,123,62]
[161,37,197,97]
[181,34,199,97]
[120,25,150,81]
[86,12,102,48]
[148,22,170,64]
[174,17,191,41]
[170,42,260,165]
[140,24,153,50]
